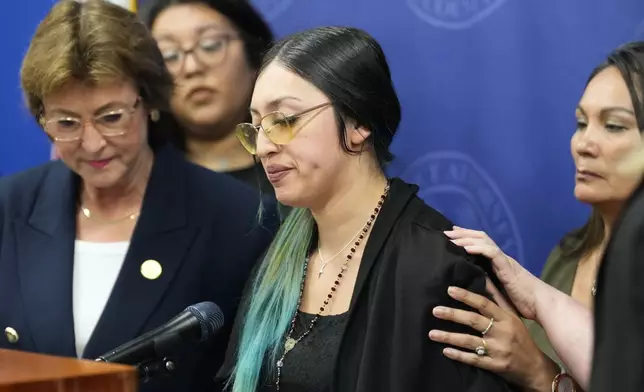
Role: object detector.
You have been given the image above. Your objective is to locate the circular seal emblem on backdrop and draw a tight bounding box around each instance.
[401,151,524,262]
[407,0,508,30]
[251,0,294,21]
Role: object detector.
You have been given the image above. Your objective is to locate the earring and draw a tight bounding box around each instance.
[150,109,160,122]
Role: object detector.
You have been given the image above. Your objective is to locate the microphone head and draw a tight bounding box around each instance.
[186,301,224,342]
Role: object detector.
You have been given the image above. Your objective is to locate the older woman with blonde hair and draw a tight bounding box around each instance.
[0,1,276,392]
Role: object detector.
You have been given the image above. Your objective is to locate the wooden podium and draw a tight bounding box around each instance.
[0,349,137,392]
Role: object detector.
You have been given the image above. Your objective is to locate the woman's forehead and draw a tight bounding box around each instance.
[252,63,326,111]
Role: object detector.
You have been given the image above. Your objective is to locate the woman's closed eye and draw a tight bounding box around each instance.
[605,122,627,132]
[56,118,80,129]
[274,116,296,127]
[161,48,181,63]
[199,37,224,53]
[97,112,125,125]
[575,120,587,131]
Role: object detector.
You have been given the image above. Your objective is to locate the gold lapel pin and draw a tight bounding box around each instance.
[141,259,163,280]
[4,327,19,344]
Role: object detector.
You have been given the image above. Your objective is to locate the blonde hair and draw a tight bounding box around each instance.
[20,0,178,146]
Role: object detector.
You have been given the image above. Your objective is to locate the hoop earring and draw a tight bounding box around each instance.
[150,109,160,122]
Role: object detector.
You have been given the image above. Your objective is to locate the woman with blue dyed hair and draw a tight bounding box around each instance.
[216,26,512,392]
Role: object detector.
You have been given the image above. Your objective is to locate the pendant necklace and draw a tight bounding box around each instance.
[274,183,389,391]
[317,225,366,279]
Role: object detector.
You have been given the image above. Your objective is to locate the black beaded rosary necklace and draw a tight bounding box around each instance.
[274,183,390,391]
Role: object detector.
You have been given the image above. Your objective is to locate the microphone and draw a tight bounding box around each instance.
[96,301,224,366]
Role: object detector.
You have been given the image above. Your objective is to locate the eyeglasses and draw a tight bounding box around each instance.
[235,103,331,155]
[40,98,141,142]
[158,33,238,75]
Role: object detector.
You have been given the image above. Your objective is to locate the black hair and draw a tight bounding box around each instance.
[261,26,401,169]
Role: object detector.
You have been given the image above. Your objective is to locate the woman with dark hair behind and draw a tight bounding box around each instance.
[216,26,512,392]
[142,0,275,194]
[426,42,644,392]
[0,2,276,392]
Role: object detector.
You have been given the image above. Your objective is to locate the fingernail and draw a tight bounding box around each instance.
[433,306,447,316]
[443,348,457,357]
[447,286,463,297]
[428,330,444,340]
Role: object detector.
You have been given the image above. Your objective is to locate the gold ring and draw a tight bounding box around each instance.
[474,338,487,356]
[482,317,494,336]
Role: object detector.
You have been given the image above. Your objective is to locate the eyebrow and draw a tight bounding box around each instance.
[154,24,229,41]
[576,105,636,116]
[250,96,302,114]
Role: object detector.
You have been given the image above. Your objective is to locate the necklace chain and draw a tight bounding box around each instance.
[274,183,389,391]
[317,225,366,279]
[80,205,139,224]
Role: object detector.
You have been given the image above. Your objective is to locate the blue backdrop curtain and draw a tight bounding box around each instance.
[2,0,644,274]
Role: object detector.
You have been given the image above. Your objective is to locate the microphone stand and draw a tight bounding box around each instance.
[137,357,177,383]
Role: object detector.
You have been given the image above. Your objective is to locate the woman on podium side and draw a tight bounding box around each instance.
[0,1,276,392]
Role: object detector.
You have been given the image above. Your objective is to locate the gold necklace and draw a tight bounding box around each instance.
[316,225,365,279]
[80,206,139,224]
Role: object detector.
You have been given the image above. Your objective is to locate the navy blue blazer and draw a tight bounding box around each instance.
[0,145,277,392]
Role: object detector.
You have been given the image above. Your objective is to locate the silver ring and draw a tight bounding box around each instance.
[475,338,487,356]
[481,317,494,336]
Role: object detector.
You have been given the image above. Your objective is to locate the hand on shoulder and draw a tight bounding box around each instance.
[429,279,559,392]
[443,226,540,320]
